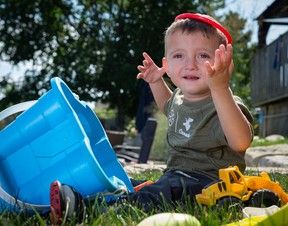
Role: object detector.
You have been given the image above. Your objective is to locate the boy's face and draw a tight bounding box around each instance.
[163,30,220,101]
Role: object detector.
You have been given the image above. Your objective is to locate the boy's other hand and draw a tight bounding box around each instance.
[204,44,234,92]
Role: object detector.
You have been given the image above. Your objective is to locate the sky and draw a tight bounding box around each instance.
[1,0,288,81]
[223,0,288,44]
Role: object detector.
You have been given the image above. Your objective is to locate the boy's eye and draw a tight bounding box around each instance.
[198,53,209,59]
[196,53,210,63]
[173,54,182,59]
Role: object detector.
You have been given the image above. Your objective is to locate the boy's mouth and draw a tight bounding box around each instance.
[184,75,200,80]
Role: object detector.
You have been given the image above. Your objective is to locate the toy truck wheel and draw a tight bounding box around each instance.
[217,197,242,209]
[249,189,280,208]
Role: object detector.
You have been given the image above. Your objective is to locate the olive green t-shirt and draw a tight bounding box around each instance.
[163,88,253,179]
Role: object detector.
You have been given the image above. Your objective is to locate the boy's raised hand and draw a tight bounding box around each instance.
[204,44,234,92]
[137,52,165,83]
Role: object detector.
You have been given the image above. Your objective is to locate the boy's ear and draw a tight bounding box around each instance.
[162,57,168,72]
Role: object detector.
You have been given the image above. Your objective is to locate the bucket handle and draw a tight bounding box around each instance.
[0,100,50,211]
[0,100,37,123]
[0,185,50,211]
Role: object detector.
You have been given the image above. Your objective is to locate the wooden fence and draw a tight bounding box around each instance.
[251,31,288,136]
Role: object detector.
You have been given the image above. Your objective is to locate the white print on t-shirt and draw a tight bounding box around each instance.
[183,117,193,131]
[178,116,193,138]
[169,109,193,138]
[168,109,175,126]
[179,128,191,138]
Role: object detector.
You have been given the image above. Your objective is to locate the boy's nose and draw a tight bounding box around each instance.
[185,58,197,70]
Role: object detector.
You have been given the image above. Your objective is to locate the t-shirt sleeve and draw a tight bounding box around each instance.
[234,96,254,138]
[163,98,170,117]
[163,88,180,117]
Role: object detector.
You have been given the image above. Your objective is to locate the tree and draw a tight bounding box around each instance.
[2,0,253,129]
[219,11,257,107]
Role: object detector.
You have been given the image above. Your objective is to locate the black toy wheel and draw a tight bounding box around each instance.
[249,189,280,207]
[217,196,242,209]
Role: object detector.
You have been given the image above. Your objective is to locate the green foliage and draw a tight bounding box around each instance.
[94,108,116,120]
[150,111,168,161]
[1,0,251,129]
[218,11,257,108]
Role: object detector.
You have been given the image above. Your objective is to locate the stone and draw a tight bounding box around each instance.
[265,134,285,142]
[124,162,166,176]
[259,155,288,168]
[245,144,288,167]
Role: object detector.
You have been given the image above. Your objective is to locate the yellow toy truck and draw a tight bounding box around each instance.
[196,166,288,208]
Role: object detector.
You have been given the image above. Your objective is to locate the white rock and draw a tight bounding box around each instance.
[137,213,201,226]
[265,134,285,142]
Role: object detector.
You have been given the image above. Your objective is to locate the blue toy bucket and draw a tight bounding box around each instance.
[0,77,133,213]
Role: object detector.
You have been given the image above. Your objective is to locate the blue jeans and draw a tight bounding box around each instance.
[127,171,214,212]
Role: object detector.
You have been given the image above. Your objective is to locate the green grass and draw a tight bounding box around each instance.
[0,170,287,225]
[250,137,288,147]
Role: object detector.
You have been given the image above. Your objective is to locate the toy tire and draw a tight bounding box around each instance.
[249,189,280,208]
[217,196,242,209]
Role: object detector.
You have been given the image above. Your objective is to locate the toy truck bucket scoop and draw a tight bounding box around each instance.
[0,77,133,213]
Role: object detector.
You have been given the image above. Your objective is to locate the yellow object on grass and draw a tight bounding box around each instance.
[225,203,288,226]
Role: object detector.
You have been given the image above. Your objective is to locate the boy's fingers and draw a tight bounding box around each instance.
[205,61,214,76]
[214,49,221,69]
[143,60,149,67]
[137,65,145,72]
[219,45,227,65]
[137,73,146,80]
[143,52,154,64]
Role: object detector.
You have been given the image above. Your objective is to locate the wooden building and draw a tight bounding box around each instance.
[252,0,288,136]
